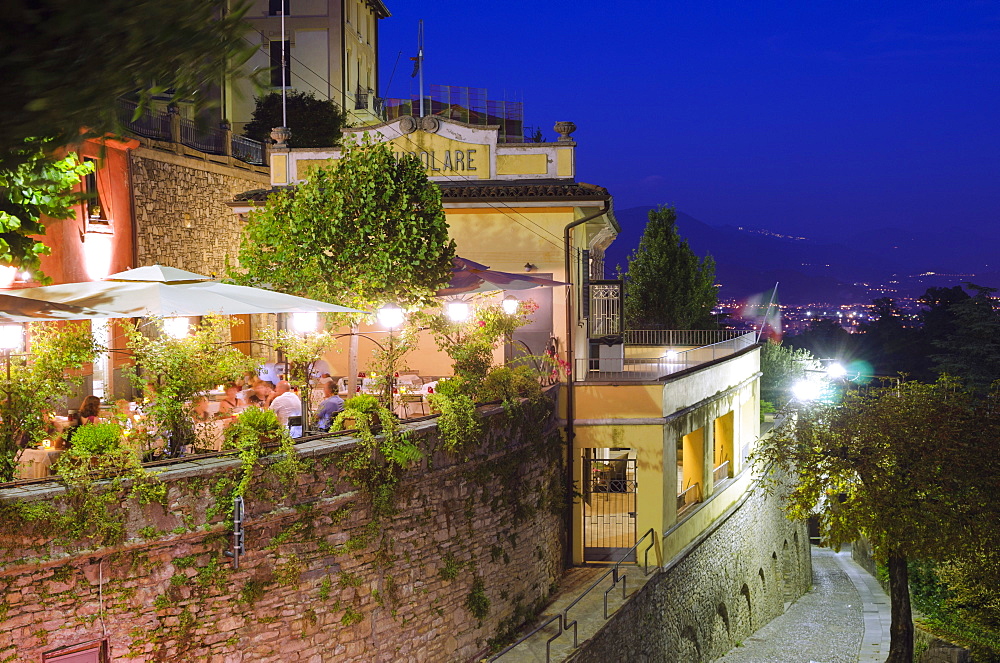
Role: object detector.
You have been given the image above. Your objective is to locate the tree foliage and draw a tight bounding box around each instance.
[0,142,93,276]
[759,339,819,405]
[758,378,999,661]
[242,92,348,148]
[0,321,99,481]
[0,0,255,158]
[229,134,455,311]
[622,205,717,330]
[932,285,1000,392]
[124,316,258,455]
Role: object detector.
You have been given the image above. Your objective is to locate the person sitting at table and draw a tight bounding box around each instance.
[218,383,240,415]
[269,380,302,436]
[79,396,102,425]
[247,379,273,407]
[315,380,345,432]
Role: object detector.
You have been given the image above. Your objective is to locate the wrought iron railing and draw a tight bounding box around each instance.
[115,98,170,140]
[114,97,265,166]
[588,280,622,338]
[179,117,225,154]
[231,135,265,165]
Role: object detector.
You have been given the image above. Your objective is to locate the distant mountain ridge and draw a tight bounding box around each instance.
[607,207,999,305]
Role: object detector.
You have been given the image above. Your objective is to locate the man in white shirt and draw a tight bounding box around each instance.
[269,380,302,437]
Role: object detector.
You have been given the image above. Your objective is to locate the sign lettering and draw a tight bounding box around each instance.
[394,149,479,174]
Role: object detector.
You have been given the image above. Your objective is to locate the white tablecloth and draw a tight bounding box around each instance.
[16,448,63,479]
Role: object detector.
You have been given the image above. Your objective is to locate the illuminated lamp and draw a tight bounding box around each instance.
[446,301,470,322]
[290,311,318,334]
[826,363,847,379]
[0,324,24,351]
[501,296,520,315]
[163,317,192,339]
[377,303,405,330]
[792,379,822,402]
[84,233,114,281]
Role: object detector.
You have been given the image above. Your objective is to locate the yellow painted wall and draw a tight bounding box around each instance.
[496,153,548,176]
[271,154,289,185]
[574,425,666,566]
[556,147,573,177]
[681,427,704,497]
[572,384,662,420]
[714,411,735,474]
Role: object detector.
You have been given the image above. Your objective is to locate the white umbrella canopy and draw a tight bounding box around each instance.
[0,293,110,322]
[1,266,366,318]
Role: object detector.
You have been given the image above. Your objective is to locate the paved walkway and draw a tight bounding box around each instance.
[718,545,892,663]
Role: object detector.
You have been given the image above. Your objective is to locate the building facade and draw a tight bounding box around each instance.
[225,0,390,132]
[239,115,766,569]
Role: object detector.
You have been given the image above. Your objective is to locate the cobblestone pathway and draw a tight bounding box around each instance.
[717,546,890,663]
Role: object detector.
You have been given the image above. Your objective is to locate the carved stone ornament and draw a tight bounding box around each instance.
[398,116,417,134]
[420,115,441,133]
[270,126,292,148]
[554,121,577,142]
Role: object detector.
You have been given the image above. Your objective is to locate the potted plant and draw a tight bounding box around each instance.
[334,394,389,433]
[224,407,288,452]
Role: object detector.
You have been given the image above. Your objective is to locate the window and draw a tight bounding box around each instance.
[82,158,106,224]
[268,0,289,16]
[43,640,107,663]
[269,40,291,88]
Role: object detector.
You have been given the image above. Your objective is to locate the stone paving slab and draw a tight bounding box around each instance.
[717,546,882,663]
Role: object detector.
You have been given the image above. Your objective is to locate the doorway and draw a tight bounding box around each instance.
[583,449,637,562]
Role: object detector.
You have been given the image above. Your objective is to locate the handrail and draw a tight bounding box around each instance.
[487,527,658,662]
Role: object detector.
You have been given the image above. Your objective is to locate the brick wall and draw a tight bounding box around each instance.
[130,147,268,276]
[0,401,566,662]
[567,468,811,662]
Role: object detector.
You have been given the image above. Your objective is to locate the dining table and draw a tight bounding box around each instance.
[16,447,63,479]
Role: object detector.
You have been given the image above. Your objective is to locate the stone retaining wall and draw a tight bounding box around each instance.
[567,468,811,662]
[0,401,566,662]
[130,147,268,275]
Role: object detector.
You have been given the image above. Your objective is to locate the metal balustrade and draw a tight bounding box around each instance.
[677,482,702,514]
[577,331,756,381]
[623,328,748,347]
[115,98,170,140]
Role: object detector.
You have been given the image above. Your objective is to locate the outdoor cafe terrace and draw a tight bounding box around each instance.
[1,327,755,486]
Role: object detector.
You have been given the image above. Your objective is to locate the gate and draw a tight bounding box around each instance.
[583,454,637,562]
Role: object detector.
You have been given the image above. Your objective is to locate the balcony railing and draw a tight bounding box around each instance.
[713,460,731,484]
[623,329,747,347]
[677,482,701,514]
[116,98,171,140]
[114,98,266,167]
[577,331,756,381]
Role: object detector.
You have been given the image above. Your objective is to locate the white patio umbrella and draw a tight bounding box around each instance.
[0,293,109,322]
[1,266,365,318]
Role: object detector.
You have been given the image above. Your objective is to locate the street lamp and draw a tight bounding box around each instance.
[290,311,318,334]
[163,317,192,339]
[826,363,847,379]
[792,379,823,402]
[377,303,405,330]
[446,301,471,322]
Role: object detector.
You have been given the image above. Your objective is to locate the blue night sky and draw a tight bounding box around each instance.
[380,1,1000,244]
